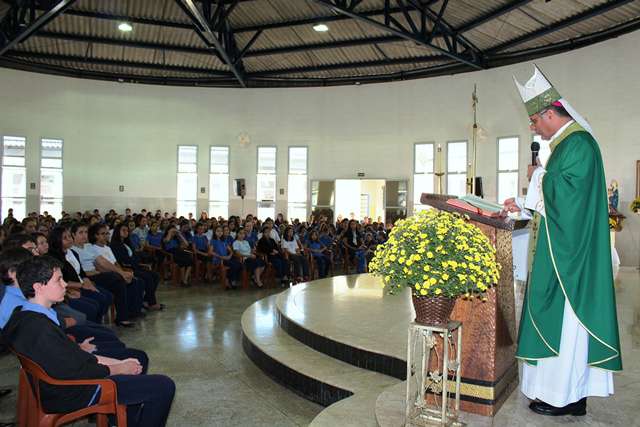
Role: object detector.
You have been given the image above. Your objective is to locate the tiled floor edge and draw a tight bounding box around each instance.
[241,331,354,407]
[275,304,408,380]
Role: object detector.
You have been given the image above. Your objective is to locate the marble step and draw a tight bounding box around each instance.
[241,294,400,424]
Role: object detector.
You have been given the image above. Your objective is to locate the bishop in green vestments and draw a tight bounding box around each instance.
[505,66,622,417]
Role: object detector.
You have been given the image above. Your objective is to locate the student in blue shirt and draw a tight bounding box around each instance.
[307,230,331,279]
[210,226,242,290]
[3,256,175,427]
[243,221,258,248]
[162,227,193,286]
[222,225,234,247]
[191,223,210,257]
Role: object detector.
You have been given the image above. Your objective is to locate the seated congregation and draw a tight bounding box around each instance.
[0,207,392,425]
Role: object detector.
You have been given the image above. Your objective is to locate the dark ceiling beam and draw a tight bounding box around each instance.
[36,30,212,55]
[310,0,484,69]
[28,0,537,61]
[34,30,406,58]
[0,55,238,84]
[6,50,233,76]
[251,53,448,77]
[0,0,77,56]
[5,14,640,89]
[175,0,247,87]
[488,0,636,53]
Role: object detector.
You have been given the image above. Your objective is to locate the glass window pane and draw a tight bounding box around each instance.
[447,174,467,197]
[178,146,197,164]
[289,147,307,174]
[41,139,63,158]
[1,197,25,220]
[3,136,25,161]
[177,201,197,218]
[257,174,276,201]
[41,169,63,198]
[288,203,307,222]
[257,202,275,220]
[2,166,26,197]
[258,147,276,174]
[178,162,197,173]
[498,137,519,171]
[40,199,63,218]
[2,157,25,167]
[42,158,62,169]
[498,172,519,204]
[210,147,229,173]
[447,142,467,173]
[415,144,434,174]
[209,174,229,202]
[413,173,434,204]
[177,173,197,201]
[288,174,307,203]
[209,202,228,219]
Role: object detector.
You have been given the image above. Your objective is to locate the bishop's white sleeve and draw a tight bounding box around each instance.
[524,167,546,218]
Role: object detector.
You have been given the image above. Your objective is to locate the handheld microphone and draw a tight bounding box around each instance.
[530,141,540,166]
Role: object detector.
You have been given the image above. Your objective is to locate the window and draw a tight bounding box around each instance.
[209,146,229,219]
[497,136,519,204]
[177,145,198,217]
[257,147,276,220]
[288,147,307,221]
[40,138,64,218]
[447,141,468,197]
[1,136,26,220]
[413,143,434,212]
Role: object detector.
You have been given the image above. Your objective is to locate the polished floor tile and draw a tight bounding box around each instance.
[0,284,322,427]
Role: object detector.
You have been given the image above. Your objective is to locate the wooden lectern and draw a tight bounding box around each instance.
[420,193,528,416]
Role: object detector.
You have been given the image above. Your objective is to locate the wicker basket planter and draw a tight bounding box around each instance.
[412,295,456,326]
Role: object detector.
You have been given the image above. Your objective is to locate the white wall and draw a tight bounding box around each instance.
[1,30,639,265]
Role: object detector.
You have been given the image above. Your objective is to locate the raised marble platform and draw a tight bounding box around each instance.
[241,292,399,426]
[243,269,639,426]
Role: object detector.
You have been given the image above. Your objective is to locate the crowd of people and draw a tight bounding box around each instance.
[2,208,392,289]
[0,206,393,426]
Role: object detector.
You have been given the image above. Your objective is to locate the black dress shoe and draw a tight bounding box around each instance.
[529,397,587,416]
[115,320,135,328]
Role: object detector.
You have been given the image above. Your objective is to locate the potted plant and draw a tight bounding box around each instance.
[369,209,500,325]
[631,197,640,214]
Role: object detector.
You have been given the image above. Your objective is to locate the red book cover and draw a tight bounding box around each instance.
[446,198,502,218]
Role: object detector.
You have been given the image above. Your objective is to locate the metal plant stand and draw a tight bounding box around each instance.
[405,321,464,426]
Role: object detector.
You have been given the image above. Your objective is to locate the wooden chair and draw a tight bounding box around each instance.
[191,247,212,284]
[232,253,250,290]
[13,351,127,427]
[256,253,276,288]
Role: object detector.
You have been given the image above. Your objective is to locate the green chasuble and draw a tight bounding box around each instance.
[516,122,622,371]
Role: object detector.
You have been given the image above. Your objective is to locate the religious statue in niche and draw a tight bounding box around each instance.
[607,180,625,232]
[608,180,619,211]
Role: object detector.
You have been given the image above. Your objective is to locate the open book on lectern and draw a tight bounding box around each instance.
[446,194,504,218]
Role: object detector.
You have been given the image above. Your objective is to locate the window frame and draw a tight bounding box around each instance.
[446,139,468,197]
[287,145,308,221]
[496,135,520,204]
[209,145,230,219]
[176,144,198,217]
[413,141,435,212]
[39,137,64,217]
[1,135,27,220]
[256,145,277,220]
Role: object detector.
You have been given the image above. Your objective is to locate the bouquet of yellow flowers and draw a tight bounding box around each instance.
[631,197,640,214]
[369,209,500,300]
